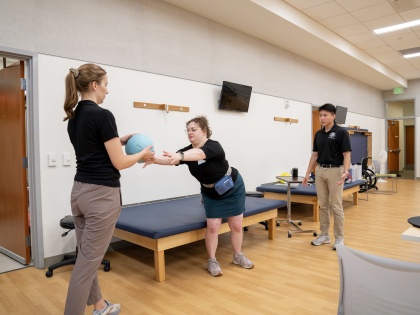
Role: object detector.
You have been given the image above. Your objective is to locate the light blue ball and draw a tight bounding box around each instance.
[125,134,154,163]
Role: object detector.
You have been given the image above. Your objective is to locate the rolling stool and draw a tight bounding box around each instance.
[45,215,111,277]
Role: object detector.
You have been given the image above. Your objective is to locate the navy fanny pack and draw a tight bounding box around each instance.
[214,175,234,195]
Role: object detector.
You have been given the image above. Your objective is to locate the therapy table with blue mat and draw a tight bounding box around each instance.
[256,180,365,222]
[114,195,286,281]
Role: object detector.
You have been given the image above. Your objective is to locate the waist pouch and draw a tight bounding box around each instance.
[214,175,234,195]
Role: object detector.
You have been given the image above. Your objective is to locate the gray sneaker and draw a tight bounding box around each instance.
[311,234,331,246]
[233,253,254,269]
[332,238,344,250]
[93,300,121,315]
[208,258,223,276]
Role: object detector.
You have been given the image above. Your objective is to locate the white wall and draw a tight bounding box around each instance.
[39,54,313,257]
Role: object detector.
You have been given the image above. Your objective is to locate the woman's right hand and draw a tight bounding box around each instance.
[142,145,155,160]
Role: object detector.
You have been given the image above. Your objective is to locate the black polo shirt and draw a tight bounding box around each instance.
[313,123,351,166]
[178,139,238,198]
[67,100,121,187]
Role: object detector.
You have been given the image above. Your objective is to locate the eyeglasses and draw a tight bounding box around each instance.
[184,128,201,134]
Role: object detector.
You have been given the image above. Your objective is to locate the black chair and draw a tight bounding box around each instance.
[45,215,111,277]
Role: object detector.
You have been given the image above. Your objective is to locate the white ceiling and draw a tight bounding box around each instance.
[162,0,420,91]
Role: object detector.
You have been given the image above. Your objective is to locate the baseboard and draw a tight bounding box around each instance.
[43,240,134,269]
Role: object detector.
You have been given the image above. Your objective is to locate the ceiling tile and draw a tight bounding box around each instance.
[355,38,388,49]
[407,58,420,66]
[334,23,371,37]
[389,38,420,50]
[385,59,412,68]
[400,6,420,21]
[365,45,396,54]
[336,0,387,12]
[380,31,420,49]
[320,13,360,29]
[381,31,418,43]
[373,50,404,62]
[389,0,420,13]
[345,31,378,44]
[363,14,405,30]
[351,2,396,21]
[282,0,331,11]
[303,2,347,21]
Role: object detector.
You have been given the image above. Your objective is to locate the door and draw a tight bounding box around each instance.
[0,61,30,264]
[387,120,400,174]
[405,125,414,171]
[312,108,321,142]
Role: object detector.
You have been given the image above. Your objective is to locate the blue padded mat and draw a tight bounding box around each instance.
[256,179,365,196]
[116,195,286,239]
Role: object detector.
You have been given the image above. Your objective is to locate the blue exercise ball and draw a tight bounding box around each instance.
[125,134,154,163]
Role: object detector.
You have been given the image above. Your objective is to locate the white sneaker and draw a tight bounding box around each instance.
[233,253,254,269]
[208,258,223,277]
[332,238,344,250]
[93,300,121,315]
[311,234,331,246]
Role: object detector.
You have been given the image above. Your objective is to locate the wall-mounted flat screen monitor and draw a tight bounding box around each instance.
[219,81,252,112]
[335,105,348,124]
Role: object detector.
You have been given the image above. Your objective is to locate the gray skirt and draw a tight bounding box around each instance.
[201,173,246,219]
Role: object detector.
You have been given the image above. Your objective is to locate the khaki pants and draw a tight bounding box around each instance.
[64,181,121,315]
[315,165,344,240]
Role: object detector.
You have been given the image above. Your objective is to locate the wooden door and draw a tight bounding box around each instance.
[387,120,400,174]
[405,125,414,170]
[0,61,30,264]
[312,109,321,142]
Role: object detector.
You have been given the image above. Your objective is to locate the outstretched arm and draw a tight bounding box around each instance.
[144,148,206,168]
[105,137,154,170]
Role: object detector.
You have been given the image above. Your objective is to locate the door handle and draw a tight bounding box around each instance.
[389,148,401,153]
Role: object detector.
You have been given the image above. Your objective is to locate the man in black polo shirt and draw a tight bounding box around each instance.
[303,103,351,250]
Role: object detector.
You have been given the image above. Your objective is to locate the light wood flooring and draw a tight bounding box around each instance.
[0,179,419,314]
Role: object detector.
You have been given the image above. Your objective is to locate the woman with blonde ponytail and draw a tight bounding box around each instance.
[63,64,154,315]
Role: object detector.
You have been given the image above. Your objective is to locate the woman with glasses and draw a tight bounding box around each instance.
[146,115,253,277]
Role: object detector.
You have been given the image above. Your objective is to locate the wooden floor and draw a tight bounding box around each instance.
[1,179,419,314]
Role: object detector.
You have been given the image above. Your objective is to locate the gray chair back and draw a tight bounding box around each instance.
[336,245,420,315]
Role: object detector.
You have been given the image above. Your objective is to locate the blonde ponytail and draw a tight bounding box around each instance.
[63,69,79,121]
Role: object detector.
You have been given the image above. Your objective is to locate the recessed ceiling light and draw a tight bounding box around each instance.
[374,19,420,34]
[404,52,420,59]
[399,47,420,58]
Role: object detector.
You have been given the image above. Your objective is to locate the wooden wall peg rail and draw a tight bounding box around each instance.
[134,102,189,113]
[274,117,299,124]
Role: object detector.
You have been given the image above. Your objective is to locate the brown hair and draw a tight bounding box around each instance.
[186,115,212,138]
[63,63,107,121]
